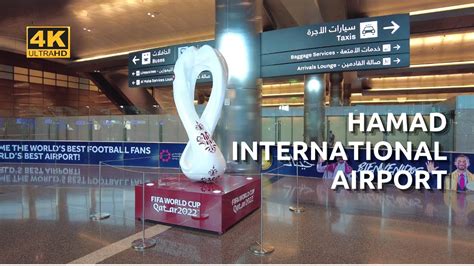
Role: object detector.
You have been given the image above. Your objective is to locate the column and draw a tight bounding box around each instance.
[329,72,343,106]
[215,0,262,173]
[304,74,325,145]
[343,83,352,106]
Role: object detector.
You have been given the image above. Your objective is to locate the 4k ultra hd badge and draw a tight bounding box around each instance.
[26,26,70,58]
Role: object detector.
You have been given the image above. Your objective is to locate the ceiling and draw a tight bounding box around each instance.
[346,0,473,17]
[0,0,473,109]
[0,0,215,59]
[0,0,472,60]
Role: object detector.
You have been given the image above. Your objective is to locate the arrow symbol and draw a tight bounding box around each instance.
[132,72,135,76]
[132,81,135,85]
[132,55,140,65]
[393,44,400,50]
[383,21,400,34]
[393,58,400,64]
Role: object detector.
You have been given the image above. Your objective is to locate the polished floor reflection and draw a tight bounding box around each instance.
[1,164,474,263]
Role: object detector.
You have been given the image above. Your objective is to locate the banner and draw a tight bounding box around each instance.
[0,140,160,167]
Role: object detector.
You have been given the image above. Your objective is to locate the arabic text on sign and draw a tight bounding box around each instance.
[152,48,172,57]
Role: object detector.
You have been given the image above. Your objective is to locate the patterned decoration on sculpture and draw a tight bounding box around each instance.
[196,131,217,153]
[195,121,205,131]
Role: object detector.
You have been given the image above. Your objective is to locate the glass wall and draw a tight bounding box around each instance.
[0,109,189,143]
[0,103,459,152]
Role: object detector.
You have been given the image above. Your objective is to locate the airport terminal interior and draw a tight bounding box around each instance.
[1,0,474,263]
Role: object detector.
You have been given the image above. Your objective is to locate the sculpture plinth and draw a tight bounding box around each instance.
[135,175,260,234]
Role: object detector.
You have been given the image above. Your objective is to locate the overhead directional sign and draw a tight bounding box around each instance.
[260,13,410,77]
[129,71,212,87]
[261,14,409,54]
[128,40,214,87]
[128,47,175,69]
[130,65,174,78]
[128,14,410,86]
[262,40,409,66]
[262,54,410,78]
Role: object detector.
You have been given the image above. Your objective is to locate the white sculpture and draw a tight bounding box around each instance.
[173,45,228,182]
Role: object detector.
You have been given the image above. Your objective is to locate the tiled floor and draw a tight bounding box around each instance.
[1,163,474,263]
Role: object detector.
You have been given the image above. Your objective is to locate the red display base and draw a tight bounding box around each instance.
[135,174,261,234]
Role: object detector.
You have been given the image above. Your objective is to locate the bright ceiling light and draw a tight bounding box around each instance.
[262,102,304,107]
[262,97,449,107]
[262,92,304,97]
[368,84,474,92]
[410,31,474,47]
[351,99,447,104]
[410,60,474,68]
[397,97,407,103]
[147,11,159,18]
[262,82,304,87]
[410,3,474,15]
[371,73,474,81]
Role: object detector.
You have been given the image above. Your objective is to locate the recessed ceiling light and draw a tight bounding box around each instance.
[147,11,159,18]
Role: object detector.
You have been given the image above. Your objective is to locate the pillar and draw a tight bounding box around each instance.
[329,72,343,106]
[343,83,351,106]
[304,74,326,145]
[215,0,262,173]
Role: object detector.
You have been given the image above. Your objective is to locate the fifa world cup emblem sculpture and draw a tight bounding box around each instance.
[173,45,228,182]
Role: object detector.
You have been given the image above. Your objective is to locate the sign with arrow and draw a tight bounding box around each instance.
[262,54,409,78]
[128,70,213,87]
[131,55,140,65]
[383,20,400,34]
[128,14,409,85]
[260,13,410,77]
[128,40,214,87]
[128,47,176,69]
[261,14,409,54]
[262,40,409,66]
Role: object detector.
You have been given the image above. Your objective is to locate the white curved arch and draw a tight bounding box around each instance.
[173,45,228,182]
